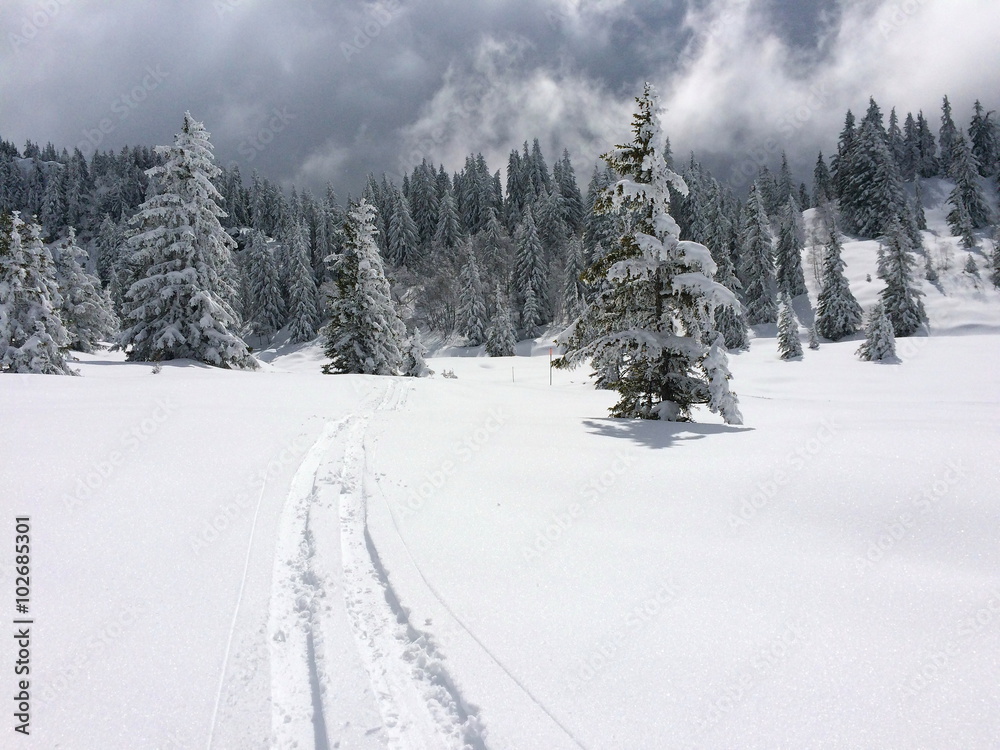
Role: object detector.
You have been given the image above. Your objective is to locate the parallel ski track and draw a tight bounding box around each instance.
[268,379,486,749]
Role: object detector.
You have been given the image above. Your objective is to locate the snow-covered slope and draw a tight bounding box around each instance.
[2,184,998,749]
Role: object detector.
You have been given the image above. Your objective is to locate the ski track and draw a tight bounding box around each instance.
[268,379,486,750]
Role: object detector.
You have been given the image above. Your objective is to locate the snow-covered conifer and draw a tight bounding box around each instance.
[815,225,862,341]
[969,101,997,177]
[0,212,74,374]
[777,295,803,360]
[54,227,118,351]
[561,234,587,322]
[387,183,419,267]
[322,200,405,375]
[485,285,517,357]
[285,220,320,343]
[938,96,959,176]
[401,329,432,377]
[455,247,488,345]
[913,180,927,231]
[917,112,938,177]
[514,205,548,328]
[990,230,1000,289]
[556,84,742,424]
[963,253,980,280]
[856,303,897,362]
[947,192,977,249]
[775,195,807,299]
[433,188,463,252]
[118,113,254,368]
[877,217,926,337]
[808,326,820,350]
[243,231,284,336]
[813,152,833,206]
[947,133,991,234]
[843,115,906,238]
[832,110,857,200]
[740,182,776,325]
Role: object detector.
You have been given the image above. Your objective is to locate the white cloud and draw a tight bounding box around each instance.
[659,0,1000,182]
[397,36,633,182]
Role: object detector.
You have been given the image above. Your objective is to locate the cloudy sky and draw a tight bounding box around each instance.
[2,0,999,196]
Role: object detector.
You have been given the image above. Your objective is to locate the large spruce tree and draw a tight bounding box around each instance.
[877,217,926,337]
[0,212,74,374]
[118,113,255,368]
[322,200,405,375]
[556,84,742,424]
[815,221,863,341]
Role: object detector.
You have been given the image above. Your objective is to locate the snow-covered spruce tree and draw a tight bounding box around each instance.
[969,101,997,177]
[387,183,419,267]
[485,285,517,357]
[947,133,992,235]
[401,328,432,377]
[856,302,897,362]
[948,193,977,249]
[285,219,320,343]
[963,253,980,282]
[95,213,126,286]
[740,182,777,325]
[990,231,1000,289]
[877,217,926,337]
[322,200,405,375]
[561,234,587,322]
[455,247,488,345]
[118,113,254,368]
[913,180,927,231]
[938,96,959,177]
[513,205,547,331]
[777,295,803,360]
[555,84,742,424]
[433,188,463,252]
[815,224,862,341]
[775,195,807,299]
[0,212,74,374]
[54,227,119,352]
[832,110,857,201]
[843,110,906,239]
[243,230,285,337]
[813,152,833,206]
[808,326,820,350]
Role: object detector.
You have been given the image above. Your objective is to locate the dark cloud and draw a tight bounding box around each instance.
[2,0,998,198]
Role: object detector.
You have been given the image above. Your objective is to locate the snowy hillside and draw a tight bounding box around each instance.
[798,177,1000,338]
[2,186,1000,749]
